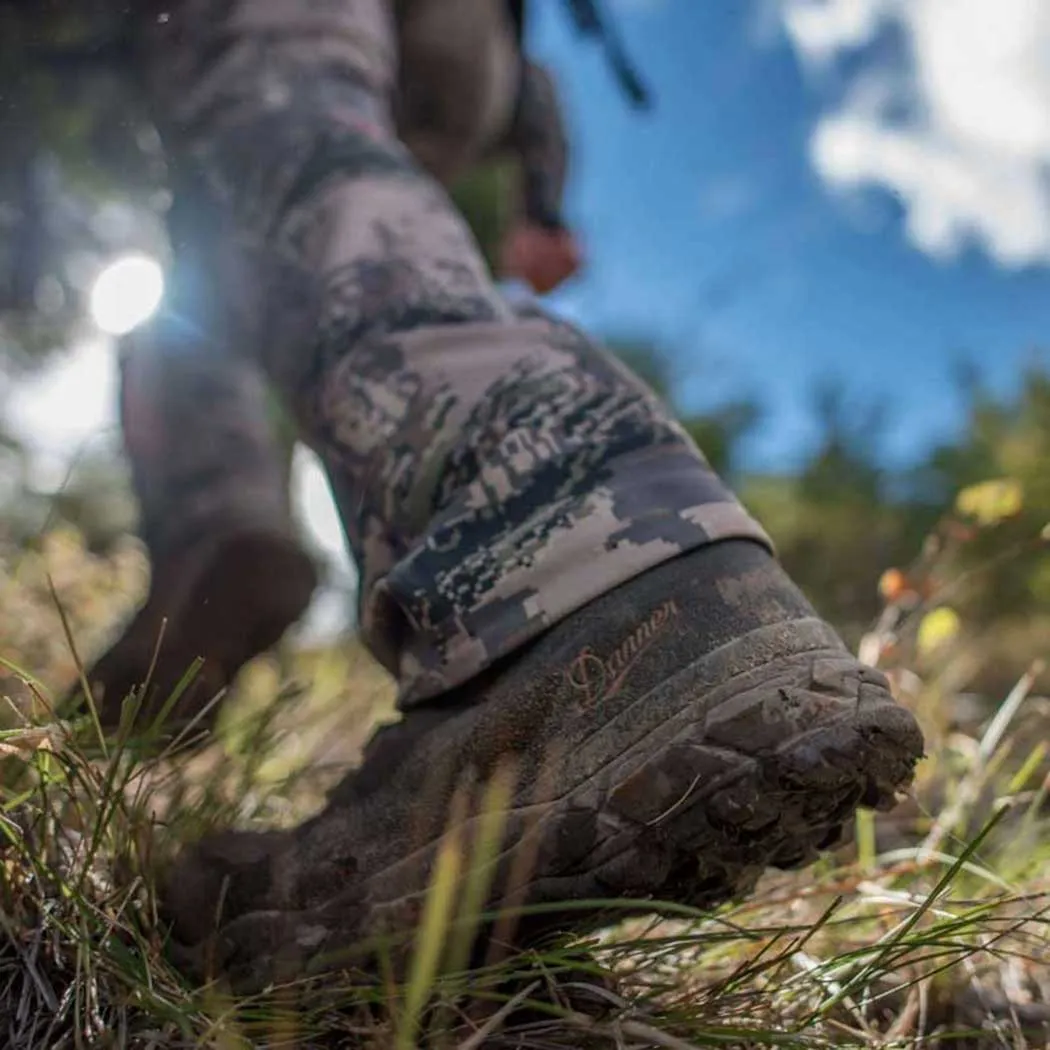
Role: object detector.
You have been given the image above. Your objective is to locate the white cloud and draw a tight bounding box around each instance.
[780,0,893,62]
[778,0,1050,266]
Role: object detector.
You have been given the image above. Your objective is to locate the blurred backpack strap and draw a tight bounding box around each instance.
[562,0,652,109]
[508,0,525,41]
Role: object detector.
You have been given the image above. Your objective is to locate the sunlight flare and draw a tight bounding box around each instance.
[88,254,165,336]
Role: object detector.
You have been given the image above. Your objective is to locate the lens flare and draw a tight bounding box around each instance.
[88,254,165,336]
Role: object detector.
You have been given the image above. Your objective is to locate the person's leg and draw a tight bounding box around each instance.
[132,0,923,987]
[81,172,318,730]
[132,0,775,705]
[85,0,526,730]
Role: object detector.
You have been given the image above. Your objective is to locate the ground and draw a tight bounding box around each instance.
[1,525,1049,1049]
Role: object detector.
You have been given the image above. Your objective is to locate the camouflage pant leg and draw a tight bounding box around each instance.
[119,334,296,561]
[134,0,772,706]
[119,0,515,567]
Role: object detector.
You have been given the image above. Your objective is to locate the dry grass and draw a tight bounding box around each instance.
[1,523,1049,1048]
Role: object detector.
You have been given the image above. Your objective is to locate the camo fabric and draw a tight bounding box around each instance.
[125,0,772,705]
[120,335,297,559]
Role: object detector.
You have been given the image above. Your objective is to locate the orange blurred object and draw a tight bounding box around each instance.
[879,568,907,603]
[500,222,582,294]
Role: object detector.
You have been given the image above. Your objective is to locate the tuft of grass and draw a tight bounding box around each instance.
[1,520,1049,1047]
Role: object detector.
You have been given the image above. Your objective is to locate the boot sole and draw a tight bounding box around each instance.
[363,617,923,940]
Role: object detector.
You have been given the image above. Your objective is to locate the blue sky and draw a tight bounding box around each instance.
[527,0,1050,472]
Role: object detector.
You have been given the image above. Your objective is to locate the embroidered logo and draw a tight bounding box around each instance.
[566,599,680,713]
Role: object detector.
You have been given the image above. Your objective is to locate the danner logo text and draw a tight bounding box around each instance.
[566,599,680,713]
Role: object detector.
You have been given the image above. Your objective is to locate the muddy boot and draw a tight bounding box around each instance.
[160,539,923,992]
[83,529,318,734]
[76,339,318,735]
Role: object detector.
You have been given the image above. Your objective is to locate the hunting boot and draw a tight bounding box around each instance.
[161,538,923,992]
[77,338,318,734]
